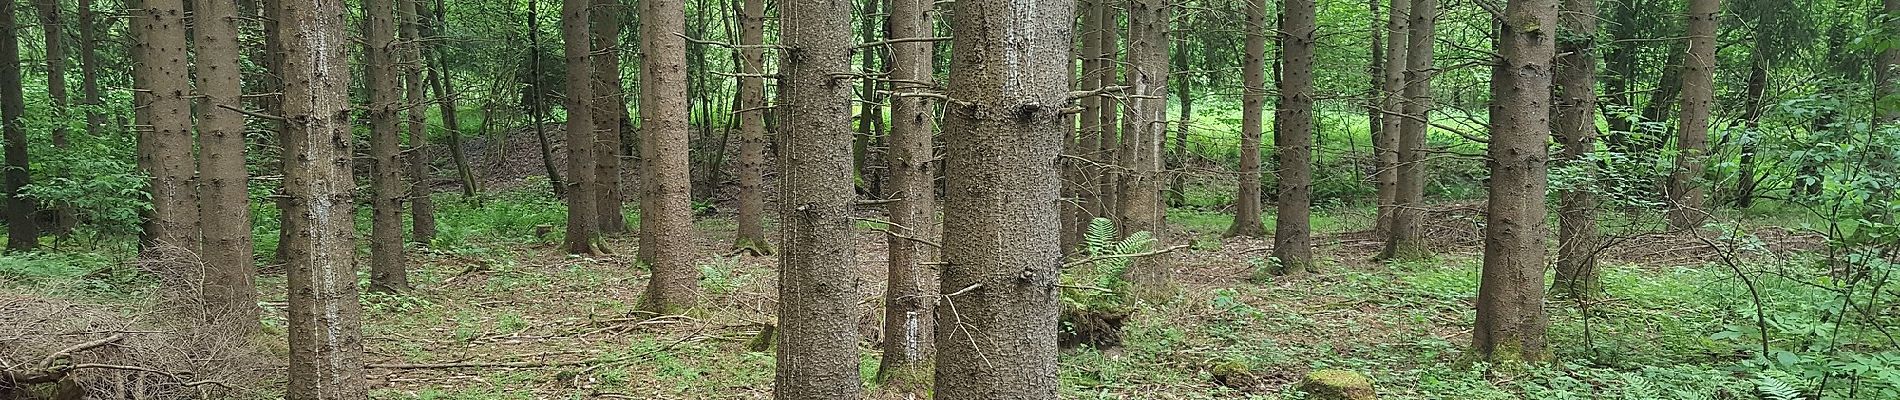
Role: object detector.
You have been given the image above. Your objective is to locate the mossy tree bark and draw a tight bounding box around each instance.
[280,0,369,394]
[1271,0,1317,273]
[1474,0,1555,364]
[773,0,861,395]
[875,0,939,388]
[933,0,1073,394]
[1380,0,1435,261]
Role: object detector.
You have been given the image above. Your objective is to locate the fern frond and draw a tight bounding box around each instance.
[1754,371,1806,400]
[1085,218,1117,257]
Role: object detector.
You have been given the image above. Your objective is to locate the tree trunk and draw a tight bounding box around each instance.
[191,0,259,325]
[1168,30,1191,209]
[1381,0,1435,260]
[1475,0,1555,364]
[733,0,771,254]
[637,0,701,314]
[1373,0,1407,237]
[1119,0,1172,291]
[1076,0,1107,245]
[367,0,409,293]
[280,0,369,394]
[424,3,478,198]
[1226,0,1270,238]
[933,0,1072,394]
[853,0,884,197]
[774,0,862,395]
[399,0,437,247]
[1272,0,1316,273]
[561,0,600,255]
[876,0,938,388]
[30,0,76,236]
[592,0,630,235]
[143,0,199,258]
[1,0,32,253]
[1666,0,1719,229]
[1599,0,1638,150]
[1734,59,1766,209]
[78,0,104,140]
[1552,0,1600,300]
[1096,2,1121,223]
[528,0,565,198]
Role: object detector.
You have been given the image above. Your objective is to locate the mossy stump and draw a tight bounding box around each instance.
[1298,369,1376,400]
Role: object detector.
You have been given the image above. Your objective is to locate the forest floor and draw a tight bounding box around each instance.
[0,190,1847,399]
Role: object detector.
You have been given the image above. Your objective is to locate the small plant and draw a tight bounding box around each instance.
[1059,218,1157,349]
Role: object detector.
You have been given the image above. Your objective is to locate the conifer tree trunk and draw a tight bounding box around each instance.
[79,0,104,139]
[528,0,565,198]
[1475,0,1555,363]
[30,0,76,235]
[193,0,259,324]
[1077,0,1107,243]
[592,0,630,235]
[1879,0,1899,129]
[1552,0,1600,300]
[1,0,31,253]
[1226,0,1270,238]
[1096,3,1121,222]
[1119,0,1172,289]
[1169,34,1191,209]
[144,0,199,256]
[934,0,1072,394]
[876,0,937,387]
[367,0,409,293]
[1272,0,1316,273]
[1666,0,1719,229]
[561,0,600,255]
[774,0,862,395]
[424,1,478,198]
[637,0,701,313]
[1381,0,1435,260]
[403,0,438,246]
[733,0,772,254]
[280,0,368,394]
[1373,0,1407,237]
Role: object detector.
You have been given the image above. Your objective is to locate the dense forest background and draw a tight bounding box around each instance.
[0,0,1897,398]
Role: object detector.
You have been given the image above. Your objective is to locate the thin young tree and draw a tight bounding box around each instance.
[193,0,259,323]
[1225,0,1269,238]
[0,0,31,253]
[1665,0,1720,229]
[1381,0,1436,260]
[425,0,478,197]
[638,0,701,313]
[1373,0,1408,236]
[527,0,565,198]
[30,0,75,235]
[1475,0,1556,363]
[562,0,601,255]
[592,0,630,235]
[934,0,1073,394]
[280,0,369,394]
[367,0,409,293]
[144,0,199,256]
[1272,0,1316,273]
[876,0,938,386]
[402,0,438,246]
[774,0,861,395]
[733,0,772,254]
[1096,1,1121,222]
[1552,0,1599,299]
[1120,0,1173,290]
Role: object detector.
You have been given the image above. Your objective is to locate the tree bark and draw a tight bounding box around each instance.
[774,0,862,396]
[1666,0,1719,229]
[1381,0,1435,260]
[1373,0,1407,237]
[733,0,772,254]
[1475,0,1555,364]
[637,0,701,314]
[192,0,260,325]
[1096,2,1121,223]
[79,0,105,140]
[933,0,1072,394]
[1272,0,1316,273]
[1,0,32,253]
[424,1,478,198]
[1076,0,1107,244]
[1119,0,1172,291]
[143,0,199,257]
[1226,0,1270,238]
[1735,54,1767,209]
[592,0,630,235]
[875,0,937,387]
[30,0,76,236]
[528,0,565,198]
[403,0,438,246]
[1168,30,1191,209]
[367,0,409,293]
[1551,0,1600,300]
[280,0,369,394]
[562,0,600,255]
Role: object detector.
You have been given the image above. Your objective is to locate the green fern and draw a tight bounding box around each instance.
[1754,371,1806,400]
[1076,218,1155,292]
[1084,218,1118,257]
